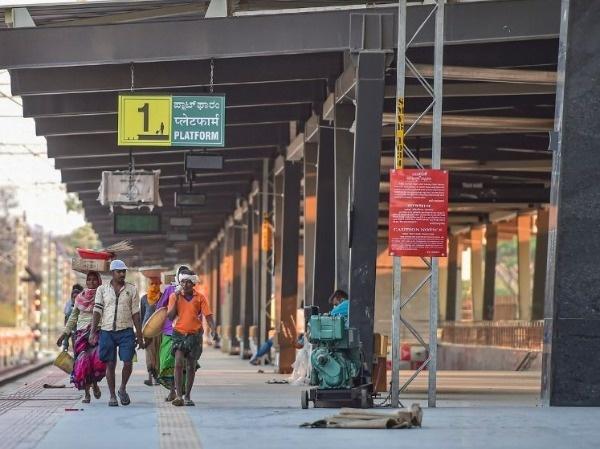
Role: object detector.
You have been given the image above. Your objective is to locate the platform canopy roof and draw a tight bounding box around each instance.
[0,0,561,266]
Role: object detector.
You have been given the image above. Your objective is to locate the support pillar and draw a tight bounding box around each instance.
[240,203,254,358]
[445,234,462,321]
[483,223,498,320]
[230,215,243,355]
[470,227,484,321]
[273,157,301,374]
[334,103,355,293]
[312,124,336,310]
[220,224,234,353]
[347,51,386,376]
[303,142,318,307]
[517,214,533,321]
[212,243,221,330]
[258,159,271,346]
[543,0,600,406]
[532,208,549,320]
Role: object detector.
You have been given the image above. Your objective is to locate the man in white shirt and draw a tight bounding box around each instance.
[90,260,144,407]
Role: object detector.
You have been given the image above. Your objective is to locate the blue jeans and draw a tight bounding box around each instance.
[99,328,135,363]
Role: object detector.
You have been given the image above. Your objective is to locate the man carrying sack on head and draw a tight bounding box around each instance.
[167,269,216,407]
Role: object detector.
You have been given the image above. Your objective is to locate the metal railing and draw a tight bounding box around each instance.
[439,320,544,351]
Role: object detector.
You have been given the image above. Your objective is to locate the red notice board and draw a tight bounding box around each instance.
[388,169,449,257]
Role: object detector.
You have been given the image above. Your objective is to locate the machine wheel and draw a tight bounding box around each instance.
[360,388,369,409]
[301,390,309,409]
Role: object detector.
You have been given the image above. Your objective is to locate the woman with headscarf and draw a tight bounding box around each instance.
[140,276,162,386]
[57,271,106,403]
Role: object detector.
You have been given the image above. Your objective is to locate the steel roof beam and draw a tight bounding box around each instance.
[11,53,342,96]
[55,150,275,170]
[62,168,257,184]
[22,80,325,118]
[66,178,253,194]
[0,0,559,70]
[46,123,289,159]
[36,103,311,137]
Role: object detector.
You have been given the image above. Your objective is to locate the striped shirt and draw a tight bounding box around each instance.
[93,282,140,331]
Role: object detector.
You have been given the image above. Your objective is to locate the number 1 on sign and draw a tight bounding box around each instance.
[137,103,149,132]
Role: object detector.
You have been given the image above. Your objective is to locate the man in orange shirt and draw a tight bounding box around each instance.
[167,269,216,406]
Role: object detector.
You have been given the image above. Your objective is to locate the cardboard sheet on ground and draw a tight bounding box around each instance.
[301,404,423,429]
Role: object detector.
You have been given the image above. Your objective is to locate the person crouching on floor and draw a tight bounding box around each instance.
[167,269,216,406]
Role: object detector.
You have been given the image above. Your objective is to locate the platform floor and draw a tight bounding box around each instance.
[0,347,598,449]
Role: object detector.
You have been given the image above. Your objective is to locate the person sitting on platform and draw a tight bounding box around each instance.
[329,289,349,318]
[249,329,276,366]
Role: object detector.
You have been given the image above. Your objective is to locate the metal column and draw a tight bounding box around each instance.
[303,141,318,307]
[312,123,336,310]
[231,213,243,355]
[212,242,221,330]
[334,103,355,292]
[483,223,498,321]
[517,214,533,321]
[532,208,549,320]
[240,203,254,358]
[348,50,387,380]
[273,157,301,374]
[391,0,444,408]
[259,159,271,346]
[446,234,461,321]
[470,227,485,321]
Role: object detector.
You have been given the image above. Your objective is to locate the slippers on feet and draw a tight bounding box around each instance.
[143,380,153,387]
[108,398,119,407]
[184,399,195,406]
[172,398,184,407]
[82,397,91,404]
[118,389,131,406]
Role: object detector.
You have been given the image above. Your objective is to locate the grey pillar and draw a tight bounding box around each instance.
[240,204,254,358]
[347,51,386,376]
[334,103,355,293]
[230,217,243,354]
[483,223,498,321]
[212,244,221,329]
[259,159,271,346]
[274,158,301,374]
[303,142,318,307]
[446,234,462,321]
[312,124,336,310]
[543,0,600,406]
[220,225,233,352]
[532,208,549,320]
[517,214,533,321]
[471,227,485,321]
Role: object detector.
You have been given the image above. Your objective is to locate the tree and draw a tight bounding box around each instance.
[0,185,18,266]
[60,223,101,253]
[64,193,83,213]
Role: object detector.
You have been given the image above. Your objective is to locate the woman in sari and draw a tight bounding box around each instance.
[57,271,106,403]
[140,276,162,386]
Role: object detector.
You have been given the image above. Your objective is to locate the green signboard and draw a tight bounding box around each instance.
[117,94,225,147]
[114,213,161,234]
[172,96,225,147]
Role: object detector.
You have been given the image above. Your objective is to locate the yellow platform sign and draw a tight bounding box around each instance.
[118,95,172,146]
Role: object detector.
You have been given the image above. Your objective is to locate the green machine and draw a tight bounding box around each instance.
[301,314,373,409]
